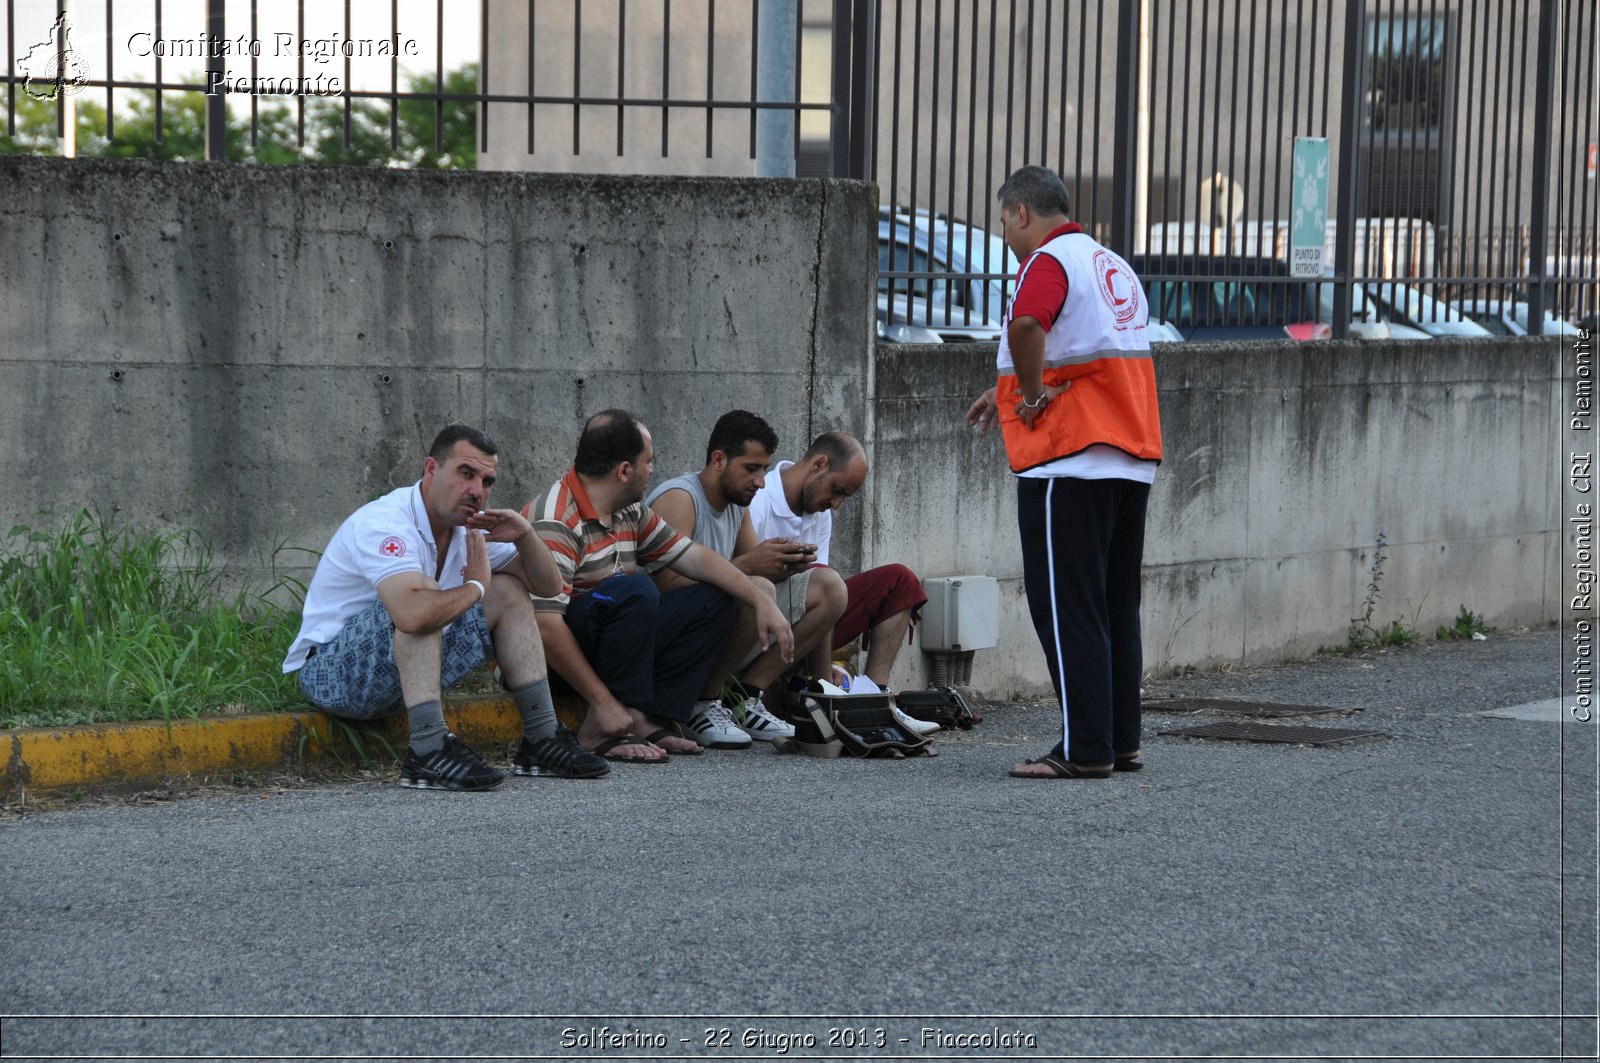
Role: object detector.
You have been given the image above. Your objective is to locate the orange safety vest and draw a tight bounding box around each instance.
[997,231,1163,473]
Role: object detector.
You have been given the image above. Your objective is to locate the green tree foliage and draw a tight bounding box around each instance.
[0,63,477,168]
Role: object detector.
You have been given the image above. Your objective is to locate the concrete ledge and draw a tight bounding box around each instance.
[0,696,587,797]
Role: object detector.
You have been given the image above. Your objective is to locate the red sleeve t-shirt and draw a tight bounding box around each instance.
[1006,222,1082,332]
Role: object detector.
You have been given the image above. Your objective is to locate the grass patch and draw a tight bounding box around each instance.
[0,511,307,728]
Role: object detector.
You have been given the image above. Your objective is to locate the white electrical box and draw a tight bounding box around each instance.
[919,575,1000,652]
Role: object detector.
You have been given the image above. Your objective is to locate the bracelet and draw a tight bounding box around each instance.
[1020,391,1050,409]
[465,579,486,603]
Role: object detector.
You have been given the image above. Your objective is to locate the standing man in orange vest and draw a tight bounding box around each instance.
[965,165,1163,779]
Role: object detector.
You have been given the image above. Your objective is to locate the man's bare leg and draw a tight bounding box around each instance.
[861,606,914,689]
[744,567,847,689]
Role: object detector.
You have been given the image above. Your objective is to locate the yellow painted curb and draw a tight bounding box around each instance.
[0,695,586,796]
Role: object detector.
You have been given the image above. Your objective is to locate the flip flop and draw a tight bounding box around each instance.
[643,727,703,755]
[1008,752,1113,779]
[589,734,669,764]
[1113,752,1144,772]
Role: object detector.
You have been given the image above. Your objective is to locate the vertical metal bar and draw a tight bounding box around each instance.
[1578,0,1599,324]
[434,0,443,152]
[1526,0,1559,333]
[749,0,759,158]
[927,0,941,221]
[871,0,884,178]
[948,0,964,322]
[1175,0,1194,277]
[850,0,875,179]
[1502,0,1531,296]
[1467,0,1491,308]
[1485,0,1508,293]
[1054,0,1068,176]
[619,0,628,155]
[205,0,225,160]
[888,0,904,310]
[1361,7,1388,294]
[1002,0,1015,183]
[1459,0,1478,286]
[1110,0,1141,254]
[1241,0,1261,262]
[480,0,490,153]
[1417,0,1443,282]
[1073,0,1087,202]
[154,0,163,144]
[104,0,114,140]
[791,0,800,160]
[344,0,354,152]
[1472,2,1497,299]
[390,0,399,149]
[1158,0,1179,259]
[1331,0,1366,338]
[573,0,581,155]
[296,0,304,147]
[53,0,63,142]
[1020,0,1033,163]
[965,0,981,294]
[705,0,715,159]
[831,0,853,175]
[664,0,672,158]
[1089,0,1104,228]
[250,0,259,148]
[527,0,537,153]
[1260,0,1279,257]
[1194,0,1210,255]
[909,0,924,322]
[6,0,14,137]
[1038,0,1049,166]
[1220,0,1244,258]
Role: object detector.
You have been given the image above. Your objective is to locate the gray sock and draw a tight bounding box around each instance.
[406,699,447,754]
[510,678,559,742]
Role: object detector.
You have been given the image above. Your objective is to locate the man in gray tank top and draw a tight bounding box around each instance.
[647,411,849,747]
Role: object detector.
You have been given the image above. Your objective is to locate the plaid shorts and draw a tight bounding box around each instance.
[296,598,493,719]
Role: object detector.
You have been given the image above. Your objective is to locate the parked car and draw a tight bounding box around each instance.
[1361,280,1493,338]
[878,207,1017,342]
[876,317,944,344]
[1129,255,1329,341]
[1449,299,1583,337]
[1312,279,1432,340]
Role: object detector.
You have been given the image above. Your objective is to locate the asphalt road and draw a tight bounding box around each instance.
[2,627,1594,1063]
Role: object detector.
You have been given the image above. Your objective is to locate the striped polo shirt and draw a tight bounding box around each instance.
[524,468,690,613]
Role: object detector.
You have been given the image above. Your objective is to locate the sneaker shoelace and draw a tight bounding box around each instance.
[701,700,737,728]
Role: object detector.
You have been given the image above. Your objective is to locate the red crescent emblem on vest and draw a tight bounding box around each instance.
[1093,249,1141,326]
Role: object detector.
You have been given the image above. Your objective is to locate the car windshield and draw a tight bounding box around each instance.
[1315,281,1378,322]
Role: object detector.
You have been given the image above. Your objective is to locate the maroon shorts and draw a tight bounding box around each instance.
[832,563,927,650]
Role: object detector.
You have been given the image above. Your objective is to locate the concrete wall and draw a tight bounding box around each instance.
[0,156,877,583]
[0,155,1569,697]
[868,337,1567,693]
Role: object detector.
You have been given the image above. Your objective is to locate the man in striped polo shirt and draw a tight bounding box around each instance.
[525,409,794,763]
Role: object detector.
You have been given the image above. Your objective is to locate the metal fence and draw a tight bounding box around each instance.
[4,0,1595,337]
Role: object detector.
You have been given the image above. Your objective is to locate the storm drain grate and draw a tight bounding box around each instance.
[1157,722,1387,746]
[1144,697,1359,718]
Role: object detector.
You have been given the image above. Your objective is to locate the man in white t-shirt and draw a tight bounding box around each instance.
[283,424,607,790]
[746,431,927,691]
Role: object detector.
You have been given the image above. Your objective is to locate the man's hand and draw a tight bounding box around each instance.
[463,521,493,588]
[739,537,816,581]
[1015,380,1071,430]
[466,507,533,543]
[752,594,795,664]
[966,387,999,431]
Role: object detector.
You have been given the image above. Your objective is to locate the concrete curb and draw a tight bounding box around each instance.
[0,696,587,797]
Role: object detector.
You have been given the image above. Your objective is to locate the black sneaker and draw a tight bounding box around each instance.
[400,734,505,791]
[514,727,610,779]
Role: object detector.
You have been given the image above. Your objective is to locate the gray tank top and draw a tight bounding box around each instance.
[646,473,743,559]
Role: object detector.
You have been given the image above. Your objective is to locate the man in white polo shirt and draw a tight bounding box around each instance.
[283,424,607,790]
[747,431,928,692]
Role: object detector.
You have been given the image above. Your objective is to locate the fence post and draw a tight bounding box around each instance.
[204,0,226,161]
[1110,0,1142,255]
[1330,0,1367,340]
[1525,0,1558,335]
[845,0,874,180]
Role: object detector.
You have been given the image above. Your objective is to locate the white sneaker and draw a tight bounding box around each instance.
[735,696,796,741]
[686,699,752,749]
[891,705,941,736]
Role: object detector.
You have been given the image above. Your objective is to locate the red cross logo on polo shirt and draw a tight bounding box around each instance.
[379,536,407,558]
